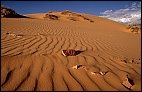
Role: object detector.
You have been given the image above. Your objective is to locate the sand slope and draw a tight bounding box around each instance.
[1,12,141,91]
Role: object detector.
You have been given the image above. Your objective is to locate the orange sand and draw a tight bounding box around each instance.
[1,11,141,91]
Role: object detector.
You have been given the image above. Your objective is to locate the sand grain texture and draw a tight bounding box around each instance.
[1,12,141,91]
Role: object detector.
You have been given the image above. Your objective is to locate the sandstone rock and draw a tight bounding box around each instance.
[1,6,28,18]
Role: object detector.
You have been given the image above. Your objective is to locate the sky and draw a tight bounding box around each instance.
[1,1,139,15]
[1,1,141,24]
[100,1,141,24]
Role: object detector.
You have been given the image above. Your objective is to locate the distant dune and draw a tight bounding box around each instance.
[1,7,141,91]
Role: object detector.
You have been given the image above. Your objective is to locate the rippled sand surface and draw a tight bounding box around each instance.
[1,12,141,91]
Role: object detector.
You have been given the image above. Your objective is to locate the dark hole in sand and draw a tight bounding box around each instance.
[75,50,84,55]
[77,64,83,69]
[62,50,84,56]
[128,78,135,86]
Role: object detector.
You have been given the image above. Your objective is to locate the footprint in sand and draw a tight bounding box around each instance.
[61,49,84,56]
[90,71,108,76]
[121,76,135,90]
[6,32,23,37]
[72,64,85,69]
[72,64,108,76]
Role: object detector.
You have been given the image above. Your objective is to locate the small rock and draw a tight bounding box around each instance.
[91,71,108,75]
[99,72,105,75]
[72,64,83,69]
[91,72,96,75]
[129,59,134,63]
[99,71,108,75]
[9,33,16,37]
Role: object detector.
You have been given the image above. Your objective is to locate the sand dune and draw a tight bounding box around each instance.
[1,11,141,91]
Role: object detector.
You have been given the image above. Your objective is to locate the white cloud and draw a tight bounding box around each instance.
[100,2,141,24]
[100,10,113,15]
[132,2,137,8]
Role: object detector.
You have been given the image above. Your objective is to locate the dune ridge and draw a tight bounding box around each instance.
[1,11,141,91]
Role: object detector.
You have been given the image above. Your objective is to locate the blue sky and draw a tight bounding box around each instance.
[1,1,141,24]
[1,1,138,15]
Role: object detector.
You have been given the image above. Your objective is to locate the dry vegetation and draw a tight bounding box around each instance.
[126,24,141,34]
[61,10,94,22]
[44,14,59,20]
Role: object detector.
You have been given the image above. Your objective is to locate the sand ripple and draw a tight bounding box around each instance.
[1,18,141,91]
